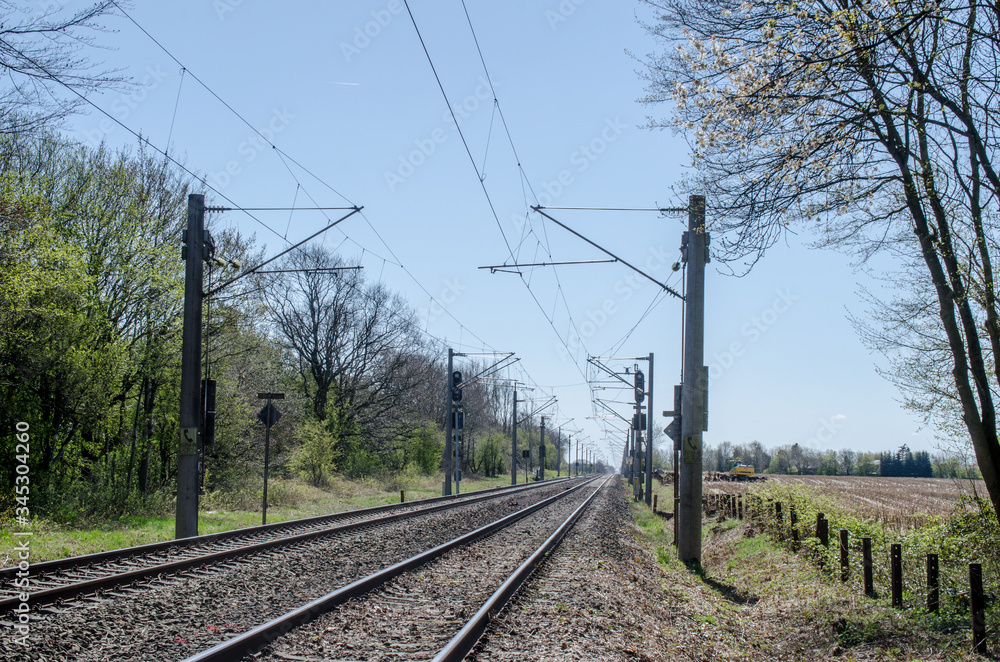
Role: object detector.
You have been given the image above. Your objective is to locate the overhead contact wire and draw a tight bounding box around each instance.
[401,0,516,263]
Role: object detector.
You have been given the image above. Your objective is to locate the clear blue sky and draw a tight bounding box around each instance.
[62,0,937,466]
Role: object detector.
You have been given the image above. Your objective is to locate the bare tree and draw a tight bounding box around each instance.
[269,248,360,422]
[269,247,433,459]
[637,0,1000,518]
[0,2,126,134]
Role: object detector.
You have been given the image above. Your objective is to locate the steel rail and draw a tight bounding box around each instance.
[0,478,578,612]
[432,474,612,662]
[181,478,601,662]
[0,477,572,582]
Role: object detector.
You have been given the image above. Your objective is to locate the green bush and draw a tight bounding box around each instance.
[474,431,509,478]
[290,419,338,487]
[405,425,444,476]
[342,447,384,479]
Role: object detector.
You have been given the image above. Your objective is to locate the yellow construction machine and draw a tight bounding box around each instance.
[730,461,764,481]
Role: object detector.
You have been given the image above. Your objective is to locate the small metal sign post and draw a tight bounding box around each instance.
[257,392,285,525]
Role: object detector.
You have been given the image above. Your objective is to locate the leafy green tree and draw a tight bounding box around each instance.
[405,425,444,476]
[838,448,856,476]
[818,452,839,476]
[855,452,879,476]
[765,449,790,474]
[290,419,338,487]
[0,134,195,514]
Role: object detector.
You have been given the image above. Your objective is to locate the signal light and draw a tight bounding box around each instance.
[201,379,217,445]
[634,370,645,404]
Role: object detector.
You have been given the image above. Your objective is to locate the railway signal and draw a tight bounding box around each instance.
[539,416,546,480]
[201,378,217,445]
[257,392,284,526]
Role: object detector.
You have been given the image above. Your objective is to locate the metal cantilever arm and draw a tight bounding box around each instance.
[531,206,683,300]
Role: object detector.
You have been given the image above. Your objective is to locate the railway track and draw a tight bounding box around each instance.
[182,475,611,662]
[0,477,575,613]
[2,477,594,662]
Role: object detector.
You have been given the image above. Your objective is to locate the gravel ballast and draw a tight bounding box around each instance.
[3,482,575,662]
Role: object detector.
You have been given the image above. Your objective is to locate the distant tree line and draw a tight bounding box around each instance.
[702,441,979,479]
[877,445,934,478]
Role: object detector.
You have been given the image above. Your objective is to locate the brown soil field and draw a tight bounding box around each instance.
[702,474,988,529]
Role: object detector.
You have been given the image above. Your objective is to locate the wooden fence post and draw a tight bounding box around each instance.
[790,504,799,551]
[971,563,987,654]
[863,537,874,597]
[400,489,405,503]
[840,529,849,582]
[653,494,658,512]
[817,513,829,548]
[890,544,903,608]
[673,496,680,545]
[926,553,938,613]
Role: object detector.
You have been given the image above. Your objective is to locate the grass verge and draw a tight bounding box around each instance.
[627,492,993,661]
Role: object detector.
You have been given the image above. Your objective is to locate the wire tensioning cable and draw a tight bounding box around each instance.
[111,0,355,207]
